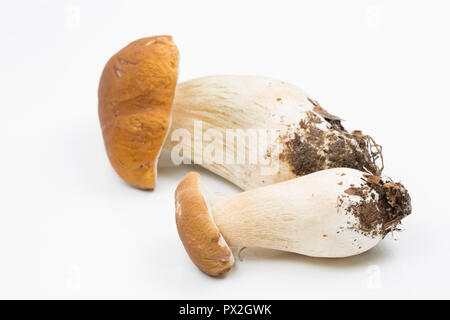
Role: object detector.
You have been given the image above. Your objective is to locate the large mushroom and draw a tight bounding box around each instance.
[99,36,383,190]
[175,169,412,277]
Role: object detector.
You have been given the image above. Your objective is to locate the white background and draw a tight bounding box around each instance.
[1,0,449,299]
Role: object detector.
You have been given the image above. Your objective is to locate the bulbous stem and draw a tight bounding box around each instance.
[210,168,411,258]
[163,75,382,190]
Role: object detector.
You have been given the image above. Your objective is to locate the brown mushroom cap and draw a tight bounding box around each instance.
[98,35,179,189]
[175,172,234,277]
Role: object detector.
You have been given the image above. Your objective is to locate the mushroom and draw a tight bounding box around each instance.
[99,36,382,190]
[175,169,411,277]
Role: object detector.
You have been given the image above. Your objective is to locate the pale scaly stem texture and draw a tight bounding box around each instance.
[164,75,381,190]
[210,168,411,258]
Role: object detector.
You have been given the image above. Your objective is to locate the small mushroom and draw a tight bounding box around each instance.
[99,36,382,190]
[175,168,411,277]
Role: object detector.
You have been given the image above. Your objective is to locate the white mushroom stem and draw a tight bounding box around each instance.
[208,168,410,258]
[164,75,381,190]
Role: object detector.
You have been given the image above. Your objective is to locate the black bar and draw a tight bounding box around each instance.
[0,300,432,318]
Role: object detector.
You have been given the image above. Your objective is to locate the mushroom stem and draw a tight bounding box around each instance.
[175,169,411,276]
[211,168,410,258]
[164,75,382,190]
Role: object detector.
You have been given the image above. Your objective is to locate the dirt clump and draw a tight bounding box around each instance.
[280,100,382,177]
[340,175,412,238]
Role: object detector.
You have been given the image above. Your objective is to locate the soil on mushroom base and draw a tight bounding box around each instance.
[341,176,412,238]
[279,108,381,177]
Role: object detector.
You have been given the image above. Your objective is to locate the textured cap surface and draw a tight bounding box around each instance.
[98,35,179,189]
[175,172,234,277]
